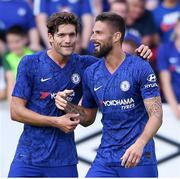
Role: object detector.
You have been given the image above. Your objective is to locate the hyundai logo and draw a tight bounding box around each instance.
[147,74,156,82]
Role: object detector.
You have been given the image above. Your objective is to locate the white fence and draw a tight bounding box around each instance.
[1,101,180,177]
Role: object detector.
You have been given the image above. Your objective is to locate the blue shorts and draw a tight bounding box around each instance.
[86,161,158,177]
[8,161,78,177]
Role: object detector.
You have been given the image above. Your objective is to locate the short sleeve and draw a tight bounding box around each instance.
[138,61,160,99]
[12,56,33,100]
[82,69,98,108]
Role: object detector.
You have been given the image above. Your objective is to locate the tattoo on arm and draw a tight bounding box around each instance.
[144,96,162,119]
[64,102,85,120]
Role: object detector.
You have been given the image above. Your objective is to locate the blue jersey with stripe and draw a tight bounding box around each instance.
[12,51,97,167]
[82,54,160,166]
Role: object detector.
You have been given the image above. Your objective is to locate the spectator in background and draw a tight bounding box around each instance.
[0,0,41,52]
[122,33,141,54]
[0,30,6,101]
[145,0,160,11]
[91,0,104,18]
[157,18,180,120]
[126,0,158,47]
[152,0,180,43]
[91,0,110,18]
[105,0,138,55]
[3,26,33,102]
[109,0,128,19]
[109,0,154,59]
[34,0,93,54]
[0,57,6,100]
[109,0,159,86]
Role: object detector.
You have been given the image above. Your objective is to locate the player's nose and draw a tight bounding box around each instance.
[65,35,71,43]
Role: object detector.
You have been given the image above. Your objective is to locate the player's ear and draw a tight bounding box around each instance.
[113,32,121,43]
[48,33,54,44]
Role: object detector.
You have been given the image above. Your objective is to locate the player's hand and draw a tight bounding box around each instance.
[54,113,80,133]
[120,140,144,168]
[135,44,152,60]
[55,90,74,110]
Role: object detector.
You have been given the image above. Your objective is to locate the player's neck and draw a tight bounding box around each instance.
[47,49,69,67]
[104,47,125,74]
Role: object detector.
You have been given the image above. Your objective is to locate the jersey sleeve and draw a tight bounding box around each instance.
[138,61,160,99]
[80,55,98,69]
[12,56,33,100]
[82,69,98,108]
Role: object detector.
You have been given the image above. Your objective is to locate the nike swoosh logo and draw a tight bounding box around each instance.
[41,77,51,82]
[94,86,103,91]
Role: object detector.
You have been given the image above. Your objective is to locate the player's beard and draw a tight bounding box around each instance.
[93,41,113,58]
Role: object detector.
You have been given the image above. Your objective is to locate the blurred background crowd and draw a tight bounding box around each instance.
[0,0,180,120]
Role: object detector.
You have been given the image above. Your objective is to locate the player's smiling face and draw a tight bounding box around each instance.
[49,24,77,56]
[90,21,113,58]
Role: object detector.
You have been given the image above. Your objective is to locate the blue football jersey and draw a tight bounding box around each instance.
[34,0,92,18]
[157,42,180,102]
[12,51,97,167]
[82,54,160,166]
[152,3,180,42]
[0,0,35,31]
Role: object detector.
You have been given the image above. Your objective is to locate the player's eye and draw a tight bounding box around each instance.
[57,33,65,37]
[69,33,76,37]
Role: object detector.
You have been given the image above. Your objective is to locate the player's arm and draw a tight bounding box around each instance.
[121,61,162,168]
[11,96,56,126]
[11,56,79,133]
[121,96,162,168]
[65,102,97,127]
[135,44,152,59]
[11,96,80,133]
[142,96,163,144]
[55,90,98,127]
